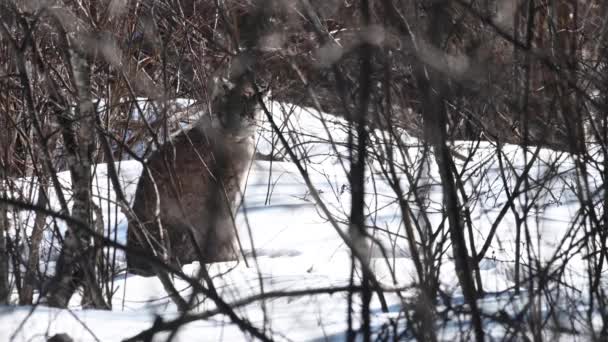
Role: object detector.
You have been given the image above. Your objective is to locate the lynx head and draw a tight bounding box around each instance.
[211,77,268,140]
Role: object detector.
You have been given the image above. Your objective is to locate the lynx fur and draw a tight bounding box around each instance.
[126,79,264,275]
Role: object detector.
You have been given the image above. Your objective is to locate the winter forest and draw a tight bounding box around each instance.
[0,0,607,341]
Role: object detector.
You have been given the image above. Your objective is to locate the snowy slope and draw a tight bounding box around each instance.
[1,102,602,341]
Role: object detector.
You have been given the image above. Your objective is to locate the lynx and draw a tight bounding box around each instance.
[126,79,265,275]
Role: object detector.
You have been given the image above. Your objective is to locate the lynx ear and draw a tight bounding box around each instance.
[255,80,271,97]
[261,84,271,101]
[210,76,235,98]
[245,80,270,99]
[222,79,235,92]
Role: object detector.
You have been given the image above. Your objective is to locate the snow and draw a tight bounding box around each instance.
[1,102,603,340]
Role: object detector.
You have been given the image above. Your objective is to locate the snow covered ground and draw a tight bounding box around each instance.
[0,102,602,341]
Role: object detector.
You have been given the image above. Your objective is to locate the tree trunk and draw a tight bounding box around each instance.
[20,176,49,305]
[413,2,485,341]
[20,131,58,305]
[0,109,12,304]
[0,165,9,305]
[46,41,108,309]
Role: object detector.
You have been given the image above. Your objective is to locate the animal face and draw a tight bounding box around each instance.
[213,78,267,139]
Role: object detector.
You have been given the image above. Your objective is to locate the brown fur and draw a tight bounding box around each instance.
[126,80,263,275]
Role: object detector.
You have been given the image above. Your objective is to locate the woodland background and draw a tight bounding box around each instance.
[1,0,608,341]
